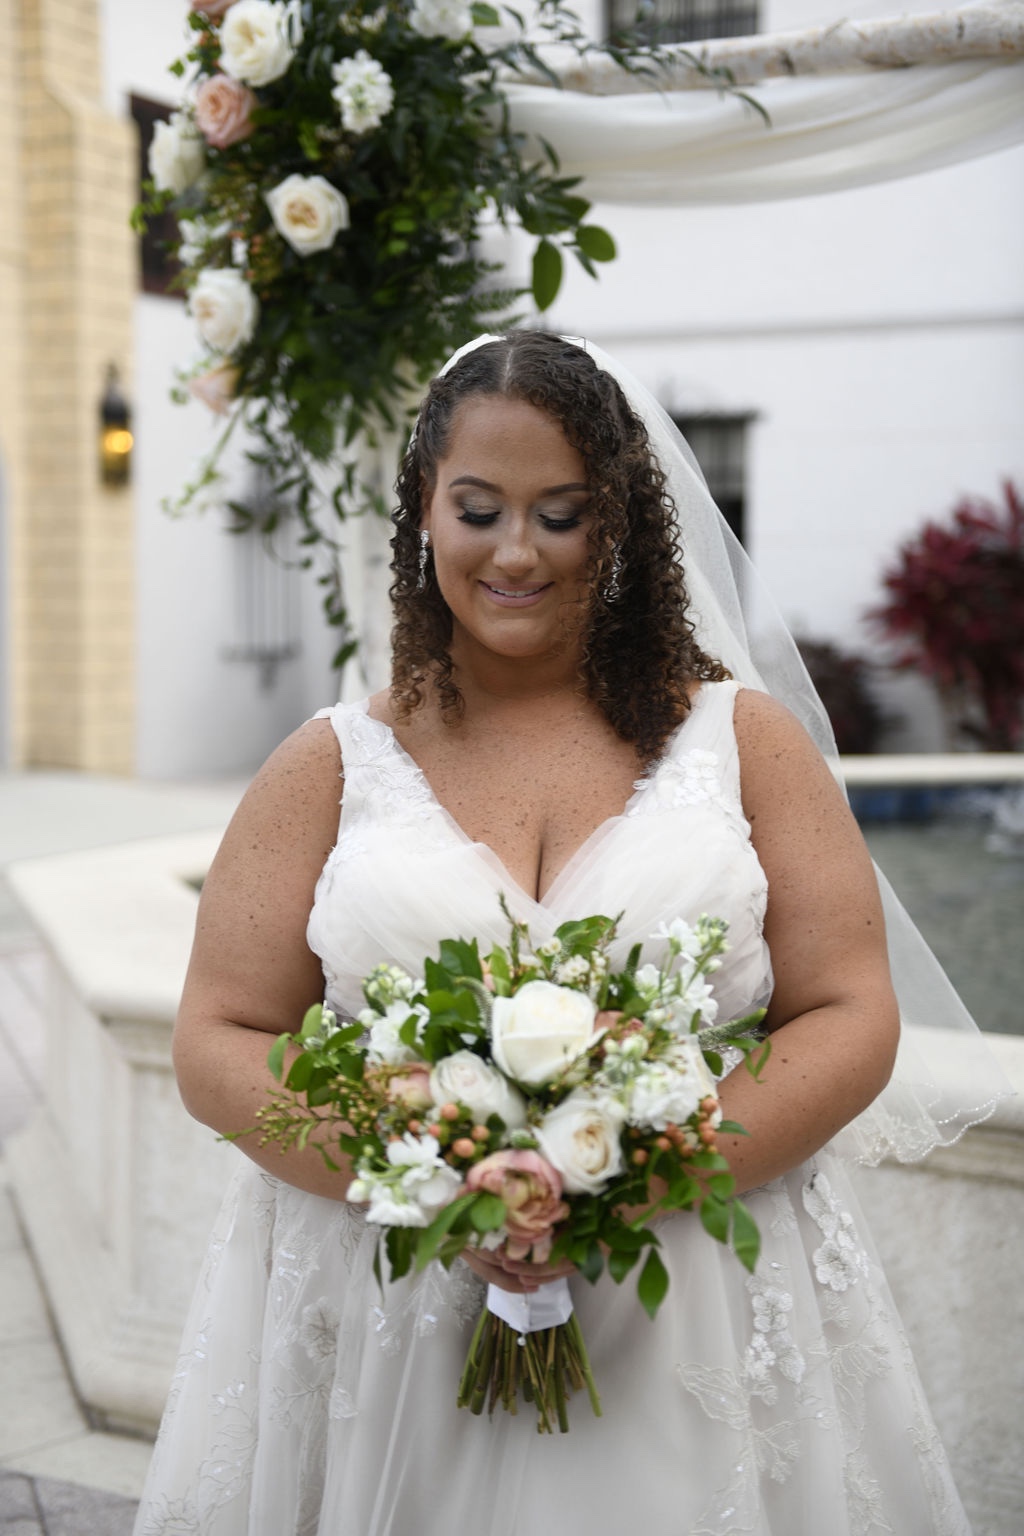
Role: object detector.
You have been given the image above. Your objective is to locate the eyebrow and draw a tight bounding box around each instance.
[447,475,589,495]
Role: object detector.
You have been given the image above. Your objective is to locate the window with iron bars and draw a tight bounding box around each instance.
[607,0,759,47]
[671,413,753,545]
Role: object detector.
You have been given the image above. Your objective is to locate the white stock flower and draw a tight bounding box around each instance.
[148,113,205,195]
[365,1000,427,1065]
[535,1092,625,1195]
[490,980,599,1087]
[624,1042,715,1131]
[331,50,395,135]
[409,0,473,41]
[554,954,590,987]
[429,1050,527,1128]
[265,173,349,255]
[389,1132,463,1218]
[220,0,296,86]
[189,268,258,354]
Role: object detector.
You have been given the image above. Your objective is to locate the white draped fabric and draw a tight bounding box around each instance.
[505,58,1024,203]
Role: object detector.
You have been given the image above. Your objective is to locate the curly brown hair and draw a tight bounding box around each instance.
[390,331,729,761]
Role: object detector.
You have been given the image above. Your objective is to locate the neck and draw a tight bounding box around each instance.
[445,631,585,712]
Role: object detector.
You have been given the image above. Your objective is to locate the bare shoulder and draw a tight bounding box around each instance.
[731,687,842,825]
[209,716,343,884]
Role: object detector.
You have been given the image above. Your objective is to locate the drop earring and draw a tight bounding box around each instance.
[605,548,622,601]
[417,529,430,590]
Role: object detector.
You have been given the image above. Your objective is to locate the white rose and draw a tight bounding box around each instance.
[220,0,295,86]
[265,173,349,256]
[429,1050,527,1129]
[490,980,599,1087]
[535,1092,625,1195]
[189,268,259,354]
[148,113,205,195]
[331,50,395,135]
[409,0,473,41]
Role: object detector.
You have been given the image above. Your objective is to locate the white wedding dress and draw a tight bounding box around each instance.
[133,682,970,1536]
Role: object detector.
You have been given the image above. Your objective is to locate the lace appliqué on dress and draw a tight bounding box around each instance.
[627,747,724,817]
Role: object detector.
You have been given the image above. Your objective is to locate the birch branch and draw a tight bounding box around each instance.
[548,2,1024,93]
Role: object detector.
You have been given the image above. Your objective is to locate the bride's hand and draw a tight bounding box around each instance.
[461,1243,576,1295]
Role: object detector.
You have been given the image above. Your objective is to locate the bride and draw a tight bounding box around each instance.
[134,331,987,1535]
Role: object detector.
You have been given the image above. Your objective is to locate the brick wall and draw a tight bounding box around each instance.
[6,0,137,771]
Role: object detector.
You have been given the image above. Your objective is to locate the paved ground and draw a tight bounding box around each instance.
[0,770,247,1535]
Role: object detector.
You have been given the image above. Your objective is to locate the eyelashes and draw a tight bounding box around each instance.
[456,508,585,531]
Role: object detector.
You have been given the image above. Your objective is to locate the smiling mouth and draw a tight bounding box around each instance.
[482,582,550,599]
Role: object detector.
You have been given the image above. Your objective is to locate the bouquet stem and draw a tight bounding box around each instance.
[457,1280,602,1434]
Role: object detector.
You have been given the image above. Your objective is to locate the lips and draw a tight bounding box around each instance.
[481,581,551,606]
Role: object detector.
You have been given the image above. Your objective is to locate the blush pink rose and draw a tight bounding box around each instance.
[191,1,240,19]
[188,361,240,415]
[385,1063,434,1112]
[195,74,257,148]
[466,1150,569,1263]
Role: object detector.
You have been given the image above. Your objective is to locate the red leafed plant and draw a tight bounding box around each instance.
[868,480,1024,751]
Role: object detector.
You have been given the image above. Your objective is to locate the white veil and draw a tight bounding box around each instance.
[439,332,1013,1165]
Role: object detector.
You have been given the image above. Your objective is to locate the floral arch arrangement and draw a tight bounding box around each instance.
[138,0,696,661]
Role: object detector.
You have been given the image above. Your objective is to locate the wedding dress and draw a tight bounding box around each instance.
[133,680,970,1536]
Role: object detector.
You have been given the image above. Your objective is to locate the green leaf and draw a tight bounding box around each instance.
[717,1119,749,1137]
[285,1051,315,1092]
[469,1192,506,1233]
[575,225,617,263]
[299,1004,324,1039]
[608,1245,641,1284]
[532,238,562,312]
[471,2,502,23]
[699,1194,730,1244]
[266,1032,291,1083]
[414,1193,478,1270]
[732,1199,761,1273]
[637,1247,669,1319]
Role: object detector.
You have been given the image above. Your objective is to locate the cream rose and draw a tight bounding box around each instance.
[428,1050,527,1129]
[490,980,599,1086]
[534,1092,625,1195]
[189,268,258,354]
[148,113,205,195]
[220,0,295,87]
[265,173,349,256]
[195,74,257,148]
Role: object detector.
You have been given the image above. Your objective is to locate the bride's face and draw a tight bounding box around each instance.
[422,394,593,664]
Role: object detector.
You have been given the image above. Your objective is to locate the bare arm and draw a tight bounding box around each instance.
[172,718,357,1199]
[714,689,899,1193]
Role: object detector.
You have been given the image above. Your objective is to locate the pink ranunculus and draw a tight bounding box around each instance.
[466,1150,569,1263]
[188,361,240,415]
[191,1,240,20]
[195,74,257,148]
[386,1063,434,1112]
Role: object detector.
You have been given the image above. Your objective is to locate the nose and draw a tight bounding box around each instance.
[492,515,538,577]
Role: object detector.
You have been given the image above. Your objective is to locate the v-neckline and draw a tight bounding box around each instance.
[357,688,709,910]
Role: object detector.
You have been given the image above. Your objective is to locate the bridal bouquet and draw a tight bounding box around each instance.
[253,906,768,1432]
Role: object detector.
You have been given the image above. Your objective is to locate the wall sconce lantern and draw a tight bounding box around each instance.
[99,364,133,487]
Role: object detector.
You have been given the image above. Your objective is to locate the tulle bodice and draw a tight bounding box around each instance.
[307,680,772,1027]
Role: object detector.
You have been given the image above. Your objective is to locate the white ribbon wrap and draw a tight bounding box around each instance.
[486,1277,574,1334]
